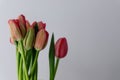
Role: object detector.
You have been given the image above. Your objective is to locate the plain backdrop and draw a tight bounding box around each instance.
[0,0,120,80]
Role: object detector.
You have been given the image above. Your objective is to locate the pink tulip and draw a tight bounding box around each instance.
[34,29,49,51]
[8,19,22,41]
[55,38,68,58]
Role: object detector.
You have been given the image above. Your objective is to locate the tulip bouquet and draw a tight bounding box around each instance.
[8,14,68,80]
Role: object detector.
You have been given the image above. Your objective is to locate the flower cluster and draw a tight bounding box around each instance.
[8,14,49,80]
[8,14,68,80]
[9,15,48,50]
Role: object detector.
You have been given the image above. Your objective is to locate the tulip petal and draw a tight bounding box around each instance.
[37,21,46,30]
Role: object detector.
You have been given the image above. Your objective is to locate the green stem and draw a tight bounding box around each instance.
[54,58,60,79]
[34,72,37,80]
[16,46,19,80]
[33,61,38,80]
[23,67,26,80]
[19,40,29,80]
[19,56,23,80]
[26,49,32,72]
[30,51,39,76]
[34,65,37,80]
[30,53,33,80]
[36,62,38,80]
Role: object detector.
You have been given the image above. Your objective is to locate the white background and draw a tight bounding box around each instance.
[0,0,120,80]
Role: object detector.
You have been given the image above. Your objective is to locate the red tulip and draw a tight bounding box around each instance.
[8,19,22,41]
[37,21,46,30]
[34,29,49,51]
[55,38,68,58]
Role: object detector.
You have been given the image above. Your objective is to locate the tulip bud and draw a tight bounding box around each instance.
[23,28,35,50]
[18,14,26,37]
[8,19,22,41]
[37,21,46,30]
[55,38,68,58]
[34,29,49,51]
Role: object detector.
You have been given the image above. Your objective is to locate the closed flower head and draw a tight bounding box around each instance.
[23,28,35,50]
[34,29,49,51]
[55,38,68,58]
[8,19,22,41]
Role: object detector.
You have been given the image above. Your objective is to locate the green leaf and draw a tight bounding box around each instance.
[49,33,55,80]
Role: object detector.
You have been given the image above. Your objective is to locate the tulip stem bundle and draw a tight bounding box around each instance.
[8,14,49,80]
[19,40,29,80]
[15,40,40,80]
[8,14,68,80]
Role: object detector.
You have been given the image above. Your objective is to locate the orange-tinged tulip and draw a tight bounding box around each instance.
[8,19,22,41]
[34,29,49,51]
[55,38,68,58]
